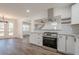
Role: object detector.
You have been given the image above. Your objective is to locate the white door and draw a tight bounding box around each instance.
[58,35,66,53]
[66,36,75,54]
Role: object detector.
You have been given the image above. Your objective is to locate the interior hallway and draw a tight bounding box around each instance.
[0,38,62,55]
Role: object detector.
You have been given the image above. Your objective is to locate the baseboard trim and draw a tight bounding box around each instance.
[0,37,23,40]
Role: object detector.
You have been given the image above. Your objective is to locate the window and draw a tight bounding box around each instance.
[8,22,13,35]
[0,22,4,36]
[22,23,30,32]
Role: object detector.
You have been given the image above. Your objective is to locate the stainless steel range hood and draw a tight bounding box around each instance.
[48,8,54,21]
[42,8,61,31]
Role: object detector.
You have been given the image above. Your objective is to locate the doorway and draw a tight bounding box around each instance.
[22,22,30,43]
[0,20,14,38]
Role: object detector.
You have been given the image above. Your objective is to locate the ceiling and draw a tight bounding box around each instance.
[0,3,72,19]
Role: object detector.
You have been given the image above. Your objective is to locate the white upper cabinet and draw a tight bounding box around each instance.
[54,6,71,19]
[71,3,79,24]
[53,6,72,25]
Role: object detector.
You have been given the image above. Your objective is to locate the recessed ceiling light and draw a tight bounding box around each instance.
[26,10,30,13]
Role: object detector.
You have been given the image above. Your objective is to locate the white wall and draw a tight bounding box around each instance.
[30,9,48,20]
[14,19,23,38]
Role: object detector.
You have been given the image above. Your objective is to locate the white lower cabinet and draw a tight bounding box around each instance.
[66,36,75,54]
[58,35,76,54]
[30,33,37,45]
[58,35,66,53]
[75,37,79,55]
[30,33,43,46]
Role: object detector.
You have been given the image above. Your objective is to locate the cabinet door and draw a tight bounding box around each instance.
[35,33,43,46]
[66,36,75,54]
[75,37,79,55]
[58,35,66,53]
[71,4,79,24]
[30,33,43,46]
[30,33,37,44]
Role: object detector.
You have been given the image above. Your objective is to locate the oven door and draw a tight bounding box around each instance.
[43,37,57,49]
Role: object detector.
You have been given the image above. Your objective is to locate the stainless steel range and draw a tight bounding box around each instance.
[43,32,58,49]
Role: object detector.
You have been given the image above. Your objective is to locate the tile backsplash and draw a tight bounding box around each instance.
[71,24,79,34]
[61,24,79,35]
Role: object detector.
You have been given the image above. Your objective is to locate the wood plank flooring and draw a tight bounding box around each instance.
[0,38,62,55]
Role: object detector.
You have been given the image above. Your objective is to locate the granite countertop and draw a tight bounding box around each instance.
[31,30,79,38]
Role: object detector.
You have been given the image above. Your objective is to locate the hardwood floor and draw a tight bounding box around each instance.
[0,38,62,55]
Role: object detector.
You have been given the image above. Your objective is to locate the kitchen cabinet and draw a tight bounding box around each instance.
[66,36,75,54]
[57,35,66,53]
[54,6,71,19]
[71,3,79,24]
[30,33,37,45]
[30,32,43,46]
[35,33,43,46]
[74,36,79,55]
[58,34,76,54]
